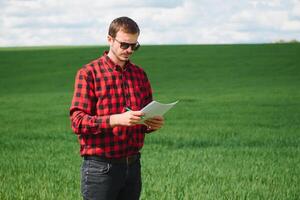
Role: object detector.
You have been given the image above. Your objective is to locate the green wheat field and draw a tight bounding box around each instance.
[0,44,299,199]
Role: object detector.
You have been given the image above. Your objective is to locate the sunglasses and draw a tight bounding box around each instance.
[114,38,140,51]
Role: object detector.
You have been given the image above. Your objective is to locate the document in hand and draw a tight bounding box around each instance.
[140,100,179,121]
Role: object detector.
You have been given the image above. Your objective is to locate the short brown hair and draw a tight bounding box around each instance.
[108,16,140,38]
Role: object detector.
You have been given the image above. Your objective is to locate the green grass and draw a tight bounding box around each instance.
[0,44,300,199]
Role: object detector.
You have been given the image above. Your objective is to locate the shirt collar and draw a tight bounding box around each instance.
[103,51,132,72]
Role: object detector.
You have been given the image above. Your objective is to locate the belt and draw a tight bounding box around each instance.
[84,154,140,165]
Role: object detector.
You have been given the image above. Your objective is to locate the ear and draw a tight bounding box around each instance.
[107,35,113,45]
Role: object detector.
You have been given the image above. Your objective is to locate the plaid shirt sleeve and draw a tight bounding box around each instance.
[70,68,111,135]
[142,71,155,134]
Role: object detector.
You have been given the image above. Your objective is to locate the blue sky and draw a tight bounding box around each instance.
[0,0,300,46]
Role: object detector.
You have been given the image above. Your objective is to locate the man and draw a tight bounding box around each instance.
[70,16,164,200]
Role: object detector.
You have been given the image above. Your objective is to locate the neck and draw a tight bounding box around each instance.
[107,50,126,68]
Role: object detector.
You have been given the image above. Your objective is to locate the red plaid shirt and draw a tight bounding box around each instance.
[70,51,153,158]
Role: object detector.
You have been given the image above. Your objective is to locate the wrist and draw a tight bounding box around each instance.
[109,114,120,127]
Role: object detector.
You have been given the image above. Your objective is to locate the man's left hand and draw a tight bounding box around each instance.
[144,116,164,131]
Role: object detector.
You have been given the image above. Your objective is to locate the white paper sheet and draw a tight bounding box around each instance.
[140,100,179,121]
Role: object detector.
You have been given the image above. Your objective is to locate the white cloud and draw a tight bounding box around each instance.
[291,0,300,17]
[228,0,300,42]
[0,0,299,46]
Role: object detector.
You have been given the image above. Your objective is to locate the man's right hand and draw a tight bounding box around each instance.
[109,111,144,127]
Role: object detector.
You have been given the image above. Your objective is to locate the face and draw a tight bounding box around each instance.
[108,30,139,63]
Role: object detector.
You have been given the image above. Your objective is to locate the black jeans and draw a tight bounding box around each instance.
[81,158,142,200]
